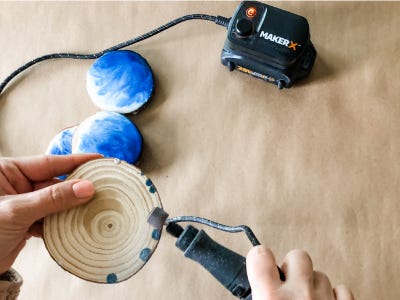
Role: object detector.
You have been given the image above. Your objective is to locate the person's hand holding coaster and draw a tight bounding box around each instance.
[44,158,163,284]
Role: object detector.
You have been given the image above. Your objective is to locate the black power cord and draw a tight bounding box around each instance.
[0,14,230,96]
[166,215,261,246]
[147,207,260,247]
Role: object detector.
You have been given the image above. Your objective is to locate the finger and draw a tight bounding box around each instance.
[281,249,314,283]
[333,284,354,300]
[29,220,44,238]
[0,170,17,195]
[33,178,62,191]
[246,246,282,298]
[11,154,102,181]
[313,271,334,295]
[0,160,32,193]
[7,179,95,224]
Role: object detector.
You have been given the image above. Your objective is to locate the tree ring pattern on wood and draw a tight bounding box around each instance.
[44,158,162,283]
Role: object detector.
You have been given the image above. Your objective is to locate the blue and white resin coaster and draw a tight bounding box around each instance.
[46,126,78,179]
[86,50,154,114]
[46,126,77,156]
[72,111,143,164]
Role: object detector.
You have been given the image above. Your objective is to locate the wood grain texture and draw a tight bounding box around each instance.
[43,158,162,283]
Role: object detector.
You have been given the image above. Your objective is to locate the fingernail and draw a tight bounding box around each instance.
[72,180,95,198]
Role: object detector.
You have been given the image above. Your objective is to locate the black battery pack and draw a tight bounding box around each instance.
[221,1,317,89]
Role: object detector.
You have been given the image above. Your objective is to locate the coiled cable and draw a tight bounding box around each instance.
[0,14,230,96]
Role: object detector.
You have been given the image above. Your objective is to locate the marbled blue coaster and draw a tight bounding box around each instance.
[72,111,143,164]
[46,126,77,156]
[46,126,78,179]
[86,50,154,114]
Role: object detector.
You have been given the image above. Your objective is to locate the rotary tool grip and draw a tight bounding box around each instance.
[175,225,252,299]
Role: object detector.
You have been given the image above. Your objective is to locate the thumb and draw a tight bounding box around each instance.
[13,180,95,224]
[246,246,282,299]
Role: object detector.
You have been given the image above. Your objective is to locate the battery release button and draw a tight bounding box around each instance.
[235,18,253,37]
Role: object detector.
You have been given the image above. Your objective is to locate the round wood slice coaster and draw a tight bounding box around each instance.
[44,158,162,283]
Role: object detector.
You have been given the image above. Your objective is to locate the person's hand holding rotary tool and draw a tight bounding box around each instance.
[247,246,354,300]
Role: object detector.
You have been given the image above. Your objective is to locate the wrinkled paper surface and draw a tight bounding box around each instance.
[1,2,399,299]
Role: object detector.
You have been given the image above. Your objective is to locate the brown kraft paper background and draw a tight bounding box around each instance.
[0,1,399,299]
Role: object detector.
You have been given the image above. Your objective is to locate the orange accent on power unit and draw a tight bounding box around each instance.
[288,41,298,51]
[246,7,257,18]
